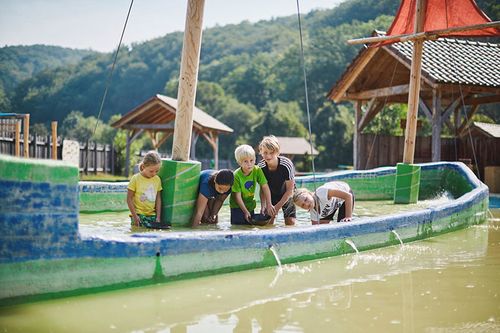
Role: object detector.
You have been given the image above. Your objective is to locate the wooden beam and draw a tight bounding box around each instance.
[201,131,217,150]
[346,84,410,100]
[172,0,205,161]
[441,96,463,122]
[51,121,57,160]
[457,105,480,136]
[463,94,500,105]
[124,123,175,130]
[418,98,432,119]
[358,98,383,132]
[157,132,172,148]
[147,130,158,148]
[23,114,29,158]
[431,89,442,162]
[15,121,20,157]
[353,101,362,170]
[347,21,500,45]
[328,47,379,102]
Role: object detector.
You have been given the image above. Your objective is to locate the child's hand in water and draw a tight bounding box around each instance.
[133,215,141,226]
[340,217,352,222]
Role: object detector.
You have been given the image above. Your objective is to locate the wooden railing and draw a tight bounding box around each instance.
[0,135,116,175]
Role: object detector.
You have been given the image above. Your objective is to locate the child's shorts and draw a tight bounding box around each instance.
[131,214,170,229]
[230,208,254,225]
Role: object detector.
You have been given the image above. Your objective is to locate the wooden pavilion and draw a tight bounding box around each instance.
[112,94,233,175]
[328,33,500,170]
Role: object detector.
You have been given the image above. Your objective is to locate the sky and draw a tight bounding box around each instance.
[0,0,344,52]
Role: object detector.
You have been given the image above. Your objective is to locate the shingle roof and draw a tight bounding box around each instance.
[112,94,233,134]
[390,38,500,87]
[276,136,319,156]
[471,122,500,138]
[156,95,233,133]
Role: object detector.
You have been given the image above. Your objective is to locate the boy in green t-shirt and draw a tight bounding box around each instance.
[230,144,275,225]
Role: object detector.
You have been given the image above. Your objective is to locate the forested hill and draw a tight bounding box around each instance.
[1,0,498,169]
[0,45,96,96]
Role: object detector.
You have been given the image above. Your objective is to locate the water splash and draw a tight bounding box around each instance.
[269,245,282,268]
[268,245,283,287]
[345,239,359,254]
[391,230,404,246]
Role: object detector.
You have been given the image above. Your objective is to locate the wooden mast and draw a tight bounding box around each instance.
[172,0,205,161]
[402,0,426,164]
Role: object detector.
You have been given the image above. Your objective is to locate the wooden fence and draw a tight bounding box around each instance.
[0,135,116,174]
[358,134,500,180]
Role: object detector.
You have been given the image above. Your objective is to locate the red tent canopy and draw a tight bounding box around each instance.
[387,0,500,37]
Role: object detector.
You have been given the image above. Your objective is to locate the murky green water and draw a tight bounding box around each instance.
[1,208,498,332]
[78,193,455,236]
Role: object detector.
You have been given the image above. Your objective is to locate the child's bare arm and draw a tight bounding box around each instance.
[275,179,294,211]
[328,189,353,221]
[234,192,251,221]
[155,191,162,223]
[191,193,208,227]
[127,189,140,226]
[261,184,276,216]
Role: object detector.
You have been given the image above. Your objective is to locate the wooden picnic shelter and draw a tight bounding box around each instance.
[112,94,233,175]
[328,33,500,170]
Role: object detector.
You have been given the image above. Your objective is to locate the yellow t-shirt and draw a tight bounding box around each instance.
[127,173,162,215]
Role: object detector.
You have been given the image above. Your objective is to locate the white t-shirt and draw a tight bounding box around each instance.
[310,181,351,221]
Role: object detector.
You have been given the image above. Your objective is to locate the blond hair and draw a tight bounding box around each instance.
[234,144,255,164]
[259,135,280,154]
[292,188,312,205]
[140,150,162,170]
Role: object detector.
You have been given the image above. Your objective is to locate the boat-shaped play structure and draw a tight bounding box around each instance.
[0,155,489,306]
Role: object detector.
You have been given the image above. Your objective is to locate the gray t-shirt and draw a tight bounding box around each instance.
[310,181,350,221]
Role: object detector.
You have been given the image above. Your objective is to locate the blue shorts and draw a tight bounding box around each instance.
[230,208,254,225]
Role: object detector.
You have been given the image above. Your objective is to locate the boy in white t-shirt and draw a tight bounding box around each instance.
[293,181,354,224]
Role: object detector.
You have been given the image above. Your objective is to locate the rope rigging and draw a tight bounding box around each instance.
[295,0,318,191]
[84,0,135,167]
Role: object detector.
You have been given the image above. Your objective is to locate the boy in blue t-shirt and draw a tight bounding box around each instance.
[191,169,234,227]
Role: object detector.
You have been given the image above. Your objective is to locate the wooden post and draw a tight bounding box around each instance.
[353,101,362,170]
[431,89,442,161]
[125,132,131,177]
[402,0,426,164]
[51,121,58,160]
[190,132,199,160]
[394,0,425,204]
[15,121,21,157]
[214,134,219,170]
[171,0,205,161]
[23,114,29,158]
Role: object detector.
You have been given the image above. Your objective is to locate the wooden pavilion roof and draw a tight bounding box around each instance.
[328,33,500,107]
[111,94,233,134]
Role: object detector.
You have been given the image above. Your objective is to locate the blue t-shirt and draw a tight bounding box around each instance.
[199,169,230,199]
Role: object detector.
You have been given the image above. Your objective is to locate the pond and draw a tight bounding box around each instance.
[1,207,497,332]
[78,193,456,237]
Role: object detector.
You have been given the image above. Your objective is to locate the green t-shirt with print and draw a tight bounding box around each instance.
[229,165,268,211]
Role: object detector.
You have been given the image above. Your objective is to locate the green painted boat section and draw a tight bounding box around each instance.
[0,154,78,184]
[79,192,129,213]
[394,163,421,204]
[159,159,201,227]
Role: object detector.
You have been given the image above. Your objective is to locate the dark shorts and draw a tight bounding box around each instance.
[273,197,296,218]
[131,214,170,229]
[322,190,355,222]
[230,208,254,225]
